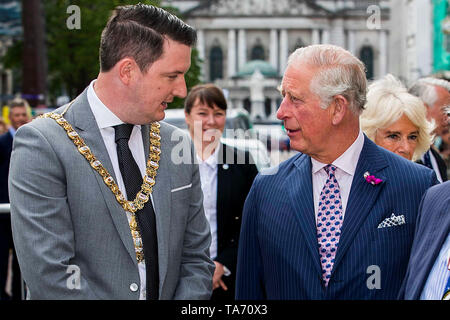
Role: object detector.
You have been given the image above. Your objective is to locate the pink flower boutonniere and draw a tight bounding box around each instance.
[364,171,383,185]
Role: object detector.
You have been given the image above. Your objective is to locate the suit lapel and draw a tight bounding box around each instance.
[150,123,171,290]
[430,147,448,181]
[217,144,231,228]
[410,208,450,298]
[332,136,388,272]
[68,90,138,267]
[287,154,323,276]
[6,132,13,153]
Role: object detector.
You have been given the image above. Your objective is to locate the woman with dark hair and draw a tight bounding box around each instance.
[184,84,258,300]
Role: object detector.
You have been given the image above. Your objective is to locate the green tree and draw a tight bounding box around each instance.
[3,0,202,107]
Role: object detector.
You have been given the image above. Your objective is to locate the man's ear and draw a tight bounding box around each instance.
[117,58,137,85]
[330,95,349,125]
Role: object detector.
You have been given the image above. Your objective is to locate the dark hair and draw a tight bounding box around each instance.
[184,84,228,114]
[100,3,196,72]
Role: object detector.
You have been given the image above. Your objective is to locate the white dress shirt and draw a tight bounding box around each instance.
[311,130,365,222]
[197,147,220,260]
[420,233,450,300]
[87,80,148,300]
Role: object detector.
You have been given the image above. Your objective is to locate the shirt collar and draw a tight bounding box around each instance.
[196,144,220,169]
[87,80,141,131]
[311,130,364,176]
[8,127,16,137]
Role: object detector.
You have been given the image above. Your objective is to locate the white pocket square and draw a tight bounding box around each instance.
[377,213,406,229]
[170,184,192,193]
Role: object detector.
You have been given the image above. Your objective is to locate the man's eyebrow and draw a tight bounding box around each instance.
[162,70,185,75]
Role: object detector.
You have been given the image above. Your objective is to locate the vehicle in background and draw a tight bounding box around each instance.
[220,137,271,171]
[163,108,271,171]
[253,120,290,151]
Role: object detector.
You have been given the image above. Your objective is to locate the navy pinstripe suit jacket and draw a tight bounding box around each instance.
[236,136,438,300]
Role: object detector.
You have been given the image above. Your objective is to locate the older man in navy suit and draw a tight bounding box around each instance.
[236,44,438,300]
[0,99,29,300]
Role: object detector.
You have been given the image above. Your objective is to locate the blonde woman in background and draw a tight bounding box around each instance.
[360,74,434,161]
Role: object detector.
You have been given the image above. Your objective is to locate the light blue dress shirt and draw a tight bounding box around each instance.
[420,233,450,300]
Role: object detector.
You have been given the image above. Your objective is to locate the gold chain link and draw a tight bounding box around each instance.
[38,111,161,263]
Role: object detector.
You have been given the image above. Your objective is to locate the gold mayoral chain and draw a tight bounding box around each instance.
[38,109,161,264]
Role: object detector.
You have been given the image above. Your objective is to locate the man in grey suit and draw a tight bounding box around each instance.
[9,4,214,299]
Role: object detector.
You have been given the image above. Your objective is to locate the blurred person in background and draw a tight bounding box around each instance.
[184,84,258,300]
[409,77,450,182]
[360,74,434,162]
[0,118,7,135]
[0,98,30,300]
[437,107,450,175]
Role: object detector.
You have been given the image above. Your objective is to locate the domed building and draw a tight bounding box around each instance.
[218,59,281,121]
[163,0,391,121]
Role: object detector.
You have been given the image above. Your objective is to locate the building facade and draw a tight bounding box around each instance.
[433,0,450,77]
[388,0,450,86]
[164,0,391,120]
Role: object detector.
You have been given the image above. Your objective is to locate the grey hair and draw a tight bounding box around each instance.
[286,44,367,115]
[361,74,435,161]
[408,77,450,108]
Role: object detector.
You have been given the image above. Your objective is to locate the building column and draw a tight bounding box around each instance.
[270,98,279,120]
[6,70,12,96]
[236,99,244,110]
[347,30,356,54]
[321,29,330,44]
[227,29,237,78]
[312,28,320,45]
[379,30,387,77]
[279,29,289,73]
[330,19,345,47]
[238,29,247,72]
[270,29,279,71]
[196,29,205,80]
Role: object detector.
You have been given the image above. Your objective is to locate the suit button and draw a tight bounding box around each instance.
[231,239,235,243]
[130,283,139,292]
[235,216,239,220]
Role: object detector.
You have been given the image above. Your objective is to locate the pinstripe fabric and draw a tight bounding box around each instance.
[420,234,450,299]
[399,181,450,300]
[236,136,438,300]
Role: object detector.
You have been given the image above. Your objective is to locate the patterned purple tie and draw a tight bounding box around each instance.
[316,165,343,286]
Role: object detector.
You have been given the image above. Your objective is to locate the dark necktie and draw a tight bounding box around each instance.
[114,124,159,300]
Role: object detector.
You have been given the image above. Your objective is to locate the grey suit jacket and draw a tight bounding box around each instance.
[9,88,214,299]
